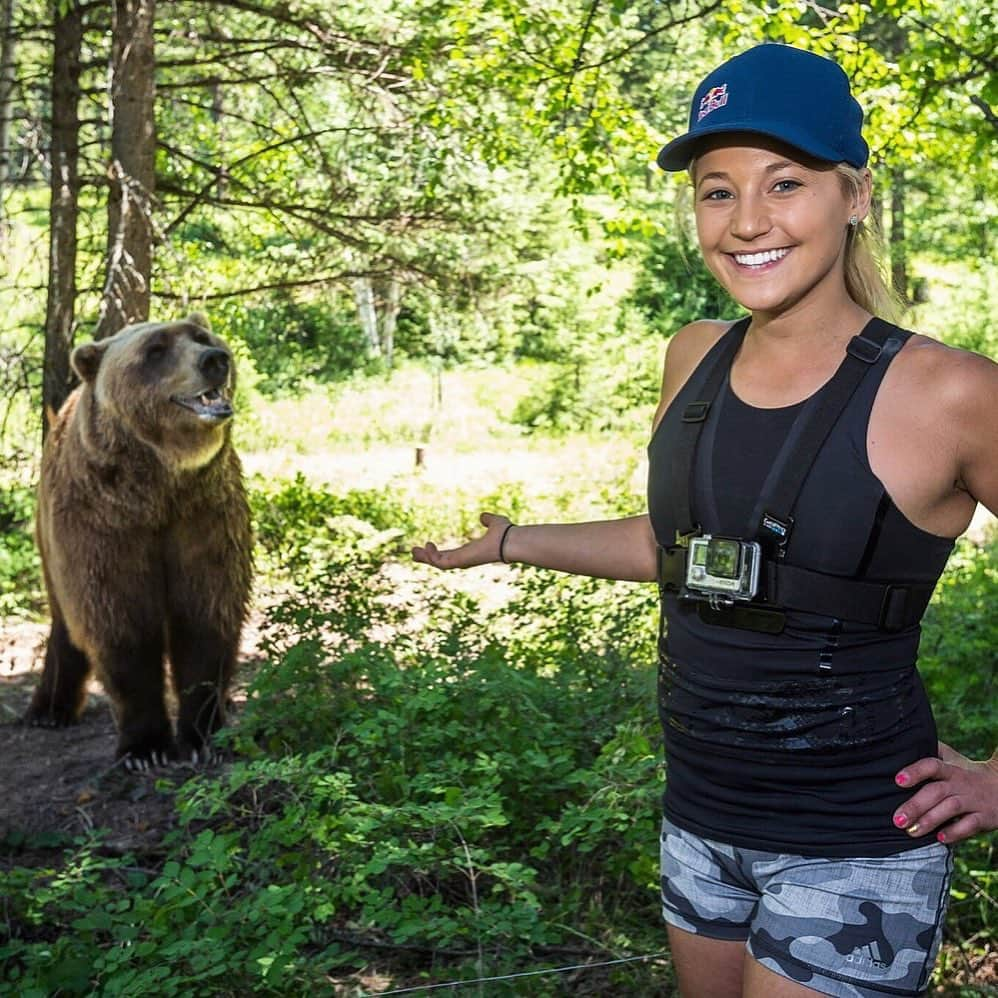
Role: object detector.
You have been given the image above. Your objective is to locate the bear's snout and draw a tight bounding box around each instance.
[198,348,230,387]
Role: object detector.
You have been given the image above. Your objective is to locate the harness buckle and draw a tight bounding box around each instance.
[657,545,687,591]
[879,585,911,632]
[682,401,710,423]
[674,527,701,548]
[846,335,882,364]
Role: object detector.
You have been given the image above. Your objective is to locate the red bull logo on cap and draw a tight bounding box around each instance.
[698,84,729,121]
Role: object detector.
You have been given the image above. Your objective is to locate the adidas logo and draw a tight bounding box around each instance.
[845,941,890,970]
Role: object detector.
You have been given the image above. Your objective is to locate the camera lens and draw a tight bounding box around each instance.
[706,539,740,579]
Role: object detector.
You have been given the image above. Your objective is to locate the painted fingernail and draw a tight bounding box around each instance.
[937,832,946,843]
[893,813,908,828]
[896,773,909,786]
[906,823,920,836]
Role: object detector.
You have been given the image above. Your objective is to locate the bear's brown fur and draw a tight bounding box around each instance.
[25,314,253,768]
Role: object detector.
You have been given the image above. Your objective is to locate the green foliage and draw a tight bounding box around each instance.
[211,547,663,981]
[250,473,416,566]
[629,227,739,336]
[510,307,661,435]
[0,483,43,616]
[909,260,998,361]
[0,830,326,996]
[919,537,998,968]
[214,294,370,396]
[1,523,666,994]
[920,538,998,760]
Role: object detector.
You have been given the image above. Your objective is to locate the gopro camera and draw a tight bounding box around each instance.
[684,534,761,602]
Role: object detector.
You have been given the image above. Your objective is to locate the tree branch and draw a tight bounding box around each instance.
[970,95,998,134]
[541,0,724,82]
[902,15,998,74]
[561,0,601,118]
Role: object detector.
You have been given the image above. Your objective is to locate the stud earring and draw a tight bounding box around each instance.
[848,215,859,227]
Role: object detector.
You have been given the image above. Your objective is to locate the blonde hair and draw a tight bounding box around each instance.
[678,158,903,322]
[835,164,903,322]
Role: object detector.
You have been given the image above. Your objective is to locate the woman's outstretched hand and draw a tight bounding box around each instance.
[412,512,513,571]
[892,741,998,845]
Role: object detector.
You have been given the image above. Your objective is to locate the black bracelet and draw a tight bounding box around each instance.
[498,522,515,564]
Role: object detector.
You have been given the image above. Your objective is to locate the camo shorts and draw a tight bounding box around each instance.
[660,818,953,997]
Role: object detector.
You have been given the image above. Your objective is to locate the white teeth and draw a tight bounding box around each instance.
[733,247,791,266]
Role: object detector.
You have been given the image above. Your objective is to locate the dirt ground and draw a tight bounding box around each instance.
[0,613,270,858]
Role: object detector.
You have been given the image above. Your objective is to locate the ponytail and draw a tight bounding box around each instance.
[836,164,903,322]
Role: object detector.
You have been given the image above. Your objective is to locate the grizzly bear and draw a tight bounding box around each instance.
[25,314,253,769]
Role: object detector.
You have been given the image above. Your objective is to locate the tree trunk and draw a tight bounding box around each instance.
[353,275,379,356]
[96,0,156,339]
[0,0,16,244]
[889,167,907,305]
[42,0,82,433]
[210,79,226,200]
[974,183,989,260]
[376,276,401,369]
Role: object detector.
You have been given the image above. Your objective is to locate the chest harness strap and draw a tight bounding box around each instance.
[658,318,935,633]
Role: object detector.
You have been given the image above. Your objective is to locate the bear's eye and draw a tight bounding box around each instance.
[191,330,211,346]
[145,343,167,363]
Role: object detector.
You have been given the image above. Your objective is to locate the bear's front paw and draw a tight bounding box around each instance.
[176,739,225,767]
[120,749,176,773]
[116,733,178,773]
[22,702,81,728]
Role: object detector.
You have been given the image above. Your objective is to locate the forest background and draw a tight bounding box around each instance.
[0,0,995,994]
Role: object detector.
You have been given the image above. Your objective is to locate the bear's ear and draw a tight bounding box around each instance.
[71,340,110,383]
[186,311,211,332]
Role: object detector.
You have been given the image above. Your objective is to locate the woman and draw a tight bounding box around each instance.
[413,43,998,998]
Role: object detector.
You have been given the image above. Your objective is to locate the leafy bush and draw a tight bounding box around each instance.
[910,260,998,361]
[217,554,662,985]
[918,537,998,958]
[1,533,667,994]
[920,538,998,759]
[510,307,662,435]
[0,827,331,996]
[250,473,416,564]
[0,483,43,616]
[215,294,370,396]
[629,229,738,336]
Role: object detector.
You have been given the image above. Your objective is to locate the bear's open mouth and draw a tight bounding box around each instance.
[170,388,234,421]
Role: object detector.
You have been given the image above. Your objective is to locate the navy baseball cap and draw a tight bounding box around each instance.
[657,43,869,172]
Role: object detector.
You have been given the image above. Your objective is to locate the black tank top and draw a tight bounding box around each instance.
[647,318,955,857]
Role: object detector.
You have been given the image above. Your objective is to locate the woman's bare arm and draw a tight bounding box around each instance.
[892,347,998,845]
[412,512,659,582]
[499,513,659,581]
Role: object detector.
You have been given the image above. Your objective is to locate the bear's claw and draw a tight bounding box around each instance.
[121,749,176,772]
[178,744,222,766]
[119,745,224,772]
[22,708,80,728]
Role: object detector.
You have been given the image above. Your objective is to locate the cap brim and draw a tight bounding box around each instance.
[656,123,855,172]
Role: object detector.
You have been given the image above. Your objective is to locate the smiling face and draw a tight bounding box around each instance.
[71,316,238,471]
[691,135,870,321]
